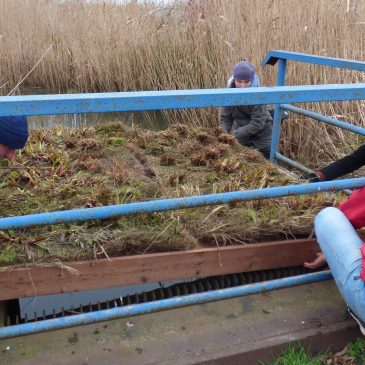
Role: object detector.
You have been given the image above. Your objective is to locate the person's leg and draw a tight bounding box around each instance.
[315,207,365,323]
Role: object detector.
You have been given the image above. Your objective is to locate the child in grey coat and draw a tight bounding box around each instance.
[220,60,273,159]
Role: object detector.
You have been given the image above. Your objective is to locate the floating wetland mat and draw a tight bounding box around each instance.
[0,123,341,268]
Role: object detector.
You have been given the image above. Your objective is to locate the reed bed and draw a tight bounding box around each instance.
[1,0,365,163]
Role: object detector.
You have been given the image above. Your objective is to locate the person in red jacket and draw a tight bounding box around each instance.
[305,187,365,334]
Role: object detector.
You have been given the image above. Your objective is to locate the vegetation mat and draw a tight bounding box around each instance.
[0,123,343,267]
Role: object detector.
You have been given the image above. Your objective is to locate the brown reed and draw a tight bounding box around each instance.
[1,0,365,163]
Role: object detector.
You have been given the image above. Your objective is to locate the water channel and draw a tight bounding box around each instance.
[28,110,168,131]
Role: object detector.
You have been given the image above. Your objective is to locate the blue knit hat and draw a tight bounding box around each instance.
[0,116,29,149]
[233,59,256,81]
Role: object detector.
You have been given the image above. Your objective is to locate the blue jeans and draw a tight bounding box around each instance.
[315,207,365,322]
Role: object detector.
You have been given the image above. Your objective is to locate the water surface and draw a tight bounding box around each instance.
[28,111,168,131]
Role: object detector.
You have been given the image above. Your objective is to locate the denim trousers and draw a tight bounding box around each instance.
[315,207,365,322]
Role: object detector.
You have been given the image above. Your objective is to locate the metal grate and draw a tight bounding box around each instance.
[6,266,313,326]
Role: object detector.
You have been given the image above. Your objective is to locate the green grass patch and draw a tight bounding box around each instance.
[261,345,327,365]
[347,337,365,364]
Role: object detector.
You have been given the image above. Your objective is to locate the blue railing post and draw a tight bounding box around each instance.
[270,58,287,162]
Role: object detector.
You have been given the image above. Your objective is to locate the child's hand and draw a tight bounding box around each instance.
[304,252,326,269]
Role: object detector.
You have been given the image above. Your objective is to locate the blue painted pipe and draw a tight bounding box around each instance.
[275,153,353,194]
[262,50,365,71]
[0,270,332,339]
[281,103,365,136]
[276,152,314,175]
[270,58,287,163]
[1,178,365,230]
[2,84,365,117]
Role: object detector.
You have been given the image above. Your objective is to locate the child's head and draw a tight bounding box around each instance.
[0,116,29,160]
[232,60,256,88]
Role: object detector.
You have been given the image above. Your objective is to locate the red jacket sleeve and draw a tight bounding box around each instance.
[338,187,365,281]
[339,187,365,229]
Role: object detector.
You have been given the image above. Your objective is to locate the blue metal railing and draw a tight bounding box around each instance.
[1,179,365,230]
[262,50,365,165]
[0,271,332,339]
[2,84,365,117]
[280,103,365,136]
[0,50,365,338]
[261,50,365,71]
[0,85,365,229]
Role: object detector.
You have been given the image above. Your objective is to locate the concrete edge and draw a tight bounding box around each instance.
[167,319,361,365]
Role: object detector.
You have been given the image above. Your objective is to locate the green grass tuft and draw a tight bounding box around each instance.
[261,345,326,365]
[347,337,365,364]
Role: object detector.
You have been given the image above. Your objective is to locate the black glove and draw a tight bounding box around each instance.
[301,172,321,183]
[268,109,289,121]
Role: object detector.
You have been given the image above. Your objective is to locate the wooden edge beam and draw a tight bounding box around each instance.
[0,239,320,301]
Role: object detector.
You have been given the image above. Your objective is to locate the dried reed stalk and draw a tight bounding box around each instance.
[0,0,364,162]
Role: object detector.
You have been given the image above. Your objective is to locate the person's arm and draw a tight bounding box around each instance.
[234,104,270,140]
[219,106,234,133]
[307,144,365,182]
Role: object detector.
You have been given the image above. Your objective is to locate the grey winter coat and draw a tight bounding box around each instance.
[219,104,273,151]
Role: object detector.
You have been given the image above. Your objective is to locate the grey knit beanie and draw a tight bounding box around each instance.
[232,59,256,81]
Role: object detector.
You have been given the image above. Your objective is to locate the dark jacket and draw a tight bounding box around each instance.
[219,104,273,150]
[320,144,365,180]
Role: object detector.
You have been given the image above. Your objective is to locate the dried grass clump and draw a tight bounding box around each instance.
[204,147,221,160]
[0,122,342,267]
[190,153,207,166]
[76,156,102,172]
[160,129,179,142]
[109,163,131,184]
[212,127,225,137]
[77,138,102,151]
[216,158,241,174]
[168,172,186,186]
[160,153,176,166]
[170,124,188,136]
[217,134,236,145]
[81,127,97,139]
[196,132,216,145]
[178,140,203,156]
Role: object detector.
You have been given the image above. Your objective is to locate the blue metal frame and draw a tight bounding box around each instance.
[2,84,365,116]
[262,50,365,71]
[1,178,365,230]
[0,271,332,339]
[262,50,365,173]
[1,50,365,339]
[270,59,286,162]
[281,103,365,136]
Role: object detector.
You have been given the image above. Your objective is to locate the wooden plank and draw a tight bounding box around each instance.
[0,239,319,300]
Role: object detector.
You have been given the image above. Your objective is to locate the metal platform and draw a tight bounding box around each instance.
[0,280,361,365]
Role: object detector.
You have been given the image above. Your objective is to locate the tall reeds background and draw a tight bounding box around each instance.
[1,0,365,163]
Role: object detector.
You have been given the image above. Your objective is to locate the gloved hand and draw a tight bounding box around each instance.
[301,172,321,183]
[233,127,247,140]
[268,109,289,121]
